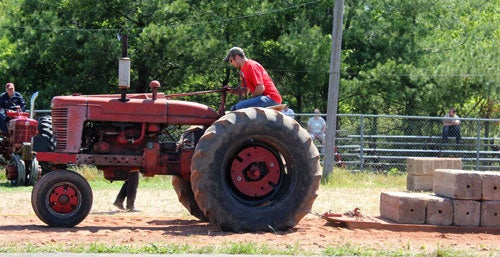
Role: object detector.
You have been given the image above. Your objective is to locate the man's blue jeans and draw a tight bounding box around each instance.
[442,125,461,143]
[231,95,278,111]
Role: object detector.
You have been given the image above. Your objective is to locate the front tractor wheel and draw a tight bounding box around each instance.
[28,157,41,186]
[191,107,322,232]
[6,154,26,186]
[31,170,93,227]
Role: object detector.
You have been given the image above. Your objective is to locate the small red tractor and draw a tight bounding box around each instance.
[2,92,41,186]
[31,57,322,232]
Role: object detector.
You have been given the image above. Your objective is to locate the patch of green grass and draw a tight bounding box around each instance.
[322,243,483,257]
[0,165,174,192]
[0,180,30,192]
[223,242,260,255]
[322,169,406,189]
[0,242,489,256]
[76,165,174,190]
[1,165,406,192]
[88,175,173,190]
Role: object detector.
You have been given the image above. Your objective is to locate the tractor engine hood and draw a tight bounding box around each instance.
[50,93,220,125]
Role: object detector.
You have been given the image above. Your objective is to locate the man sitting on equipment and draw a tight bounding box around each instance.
[0,82,26,133]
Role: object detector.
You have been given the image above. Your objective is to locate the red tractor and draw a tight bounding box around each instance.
[31,58,322,232]
[2,92,41,186]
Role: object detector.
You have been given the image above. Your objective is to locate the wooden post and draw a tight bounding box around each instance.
[323,0,344,178]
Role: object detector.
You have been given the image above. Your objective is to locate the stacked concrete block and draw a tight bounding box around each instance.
[380,166,500,228]
[452,199,481,226]
[481,201,500,227]
[379,192,427,224]
[380,192,453,225]
[481,171,500,200]
[406,157,462,191]
[480,171,500,227]
[434,169,500,227]
[424,195,454,226]
[433,169,482,199]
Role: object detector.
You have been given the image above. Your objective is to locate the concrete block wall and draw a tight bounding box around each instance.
[380,164,500,227]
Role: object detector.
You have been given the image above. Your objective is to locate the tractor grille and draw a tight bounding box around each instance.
[52,108,68,151]
[13,120,37,145]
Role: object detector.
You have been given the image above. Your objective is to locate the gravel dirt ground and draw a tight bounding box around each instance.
[0,187,499,256]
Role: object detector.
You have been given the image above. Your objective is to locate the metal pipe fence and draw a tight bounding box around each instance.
[32,110,500,172]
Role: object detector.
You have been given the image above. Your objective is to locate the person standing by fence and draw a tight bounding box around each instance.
[442,107,462,143]
[307,108,326,145]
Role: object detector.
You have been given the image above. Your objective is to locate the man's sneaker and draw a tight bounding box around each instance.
[126,207,140,212]
[113,202,125,210]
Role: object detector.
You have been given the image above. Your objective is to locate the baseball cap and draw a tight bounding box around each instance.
[223,47,244,62]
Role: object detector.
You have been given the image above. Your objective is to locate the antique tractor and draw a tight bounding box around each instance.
[31,58,322,232]
[2,92,41,186]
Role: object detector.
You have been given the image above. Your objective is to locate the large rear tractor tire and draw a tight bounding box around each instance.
[31,170,93,227]
[191,107,322,232]
[172,176,207,221]
[171,125,207,221]
[37,116,55,175]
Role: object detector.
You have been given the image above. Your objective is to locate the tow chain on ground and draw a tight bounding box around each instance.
[309,207,377,222]
[308,210,332,220]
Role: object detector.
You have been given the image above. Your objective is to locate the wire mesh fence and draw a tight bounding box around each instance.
[294,113,500,172]
[32,110,500,172]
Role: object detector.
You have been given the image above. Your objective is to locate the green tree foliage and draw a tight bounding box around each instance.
[341,0,499,119]
[0,0,497,119]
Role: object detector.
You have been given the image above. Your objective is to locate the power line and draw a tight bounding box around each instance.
[268,68,500,78]
[0,0,324,33]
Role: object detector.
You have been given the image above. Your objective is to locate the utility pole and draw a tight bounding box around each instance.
[323,0,344,178]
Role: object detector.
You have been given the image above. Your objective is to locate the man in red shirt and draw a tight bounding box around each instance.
[223,47,282,110]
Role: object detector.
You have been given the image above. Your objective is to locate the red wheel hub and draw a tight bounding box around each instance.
[230,146,281,197]
[49,185,79,214]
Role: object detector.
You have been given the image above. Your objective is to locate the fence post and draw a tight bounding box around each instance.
[359,115,365,171]
[475,119,481,170]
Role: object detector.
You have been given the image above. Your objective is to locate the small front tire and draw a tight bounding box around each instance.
[31,170,93,227]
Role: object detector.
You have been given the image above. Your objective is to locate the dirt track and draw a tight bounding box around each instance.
[0,188,498,256]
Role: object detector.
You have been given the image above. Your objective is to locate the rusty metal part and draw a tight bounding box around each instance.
[323,209,500,234]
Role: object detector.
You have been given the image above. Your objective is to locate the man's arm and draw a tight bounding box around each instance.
[0,93,6,109]
[229,86,249,96]
[252,84,265,96]
[443,115,453,126]
[17,93,27,112]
